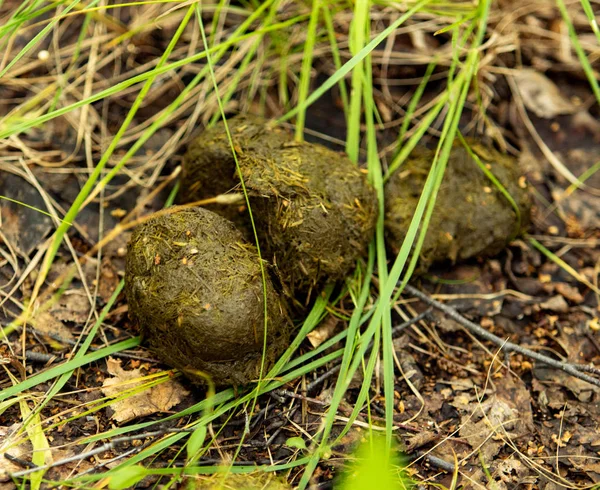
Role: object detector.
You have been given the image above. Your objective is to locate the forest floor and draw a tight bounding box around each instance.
[1,2,599,489]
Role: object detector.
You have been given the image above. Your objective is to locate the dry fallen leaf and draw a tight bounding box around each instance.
[514,69,577,118]
[0,173,53,258]
[49,290,90,323]
[101,357,189,424]
[539,295,569,313]
[554,282,584,304]
[32,311,73,342]
[306,316,338,348]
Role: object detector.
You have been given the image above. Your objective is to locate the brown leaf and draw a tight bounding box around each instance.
[98,257,120,303]
[539,295,569,313]
[0,173,53,257]
[32,311,73,342]
[101,358,189,424]
[49,290,90,323]
[554,282,584,303]
[0,425,29,483]
[514,69,577,118]
[534,366,600,402]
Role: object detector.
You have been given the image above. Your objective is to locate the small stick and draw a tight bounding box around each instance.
[414,451,456,473]
[403,284,600,388]
[9,324,157,363]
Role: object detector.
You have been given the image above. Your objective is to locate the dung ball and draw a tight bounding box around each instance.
[384,139,531,273]
[125,207,290,386]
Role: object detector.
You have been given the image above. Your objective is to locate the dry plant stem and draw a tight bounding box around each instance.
[404,285,600,388]
[413,451,456,473]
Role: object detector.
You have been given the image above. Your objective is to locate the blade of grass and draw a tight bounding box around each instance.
[457,132,522,239]
[0,337,140,403]
[345,0,369,161]
[359,16,396,450]
[528,236,600,294]
[555,0,600,106]
[396,59,437,148]
[295,0,321,141]
[18,396,51,490]
[322,4,349,117]
[278,0,431,126]
[577,0,600,42]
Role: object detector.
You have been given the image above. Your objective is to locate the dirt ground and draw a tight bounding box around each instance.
[1,2,599,489]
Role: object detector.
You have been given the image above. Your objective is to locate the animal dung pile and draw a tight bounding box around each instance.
[125,115,531,387]
[125,207,290,386]
[384,139,531,272]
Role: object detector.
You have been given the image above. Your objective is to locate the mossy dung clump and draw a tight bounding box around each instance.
[124,207,290,386]
[180,115,378,295]
[385,140,531,272]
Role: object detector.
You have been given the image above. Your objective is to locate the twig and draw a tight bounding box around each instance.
[403,284,600,388]
[9,324,157,363]
[24,351,56,363]
[4,453,38,469]
[414,451,456,472]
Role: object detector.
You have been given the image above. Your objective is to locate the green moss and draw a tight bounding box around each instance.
[124,207,290,386]
[385,139,531,272]
[180,115,378,296]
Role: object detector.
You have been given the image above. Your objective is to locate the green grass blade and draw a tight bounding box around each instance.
[555,0,600,106]
[396,59,437,147]
[295,0,321,141]
[0,337,140,403]
[345,0,369,161]
[278,0,431,125]
[457,132,522,238]
[577,0,600,43]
